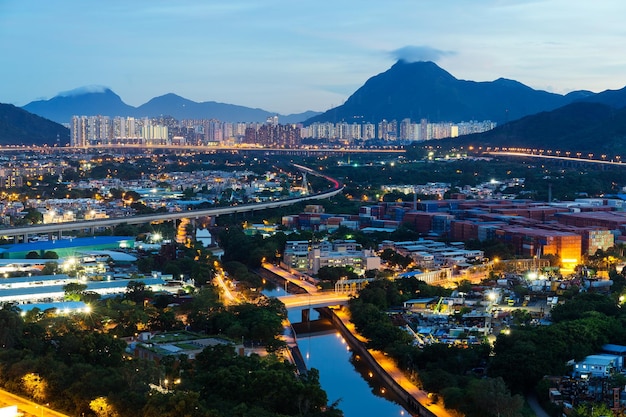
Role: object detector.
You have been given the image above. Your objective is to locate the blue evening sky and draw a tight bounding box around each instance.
[1,0,625,114]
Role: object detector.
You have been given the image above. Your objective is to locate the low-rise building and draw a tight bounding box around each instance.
[132,331,232,362]
[573,354,622,378]
[283,239,381,276]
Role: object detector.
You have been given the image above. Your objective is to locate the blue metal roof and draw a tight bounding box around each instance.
[0,277,167,299]
[0,236,135,252]
[18,301,88,312]
[0,274,70,284]
[397,271,423,278]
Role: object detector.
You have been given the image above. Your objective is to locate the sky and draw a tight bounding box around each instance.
[1,0,626,115]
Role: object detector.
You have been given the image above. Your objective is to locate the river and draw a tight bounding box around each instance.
[263,287,409,417]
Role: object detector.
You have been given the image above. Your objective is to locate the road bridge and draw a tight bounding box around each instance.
[278,291,350,324]
[261,263,319,294]
[277,291,350,310]
[0,180,343,241]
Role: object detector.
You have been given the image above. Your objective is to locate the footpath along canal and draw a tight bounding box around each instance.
[263,286,413,416]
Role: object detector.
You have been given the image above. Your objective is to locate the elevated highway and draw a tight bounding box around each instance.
[0,174,343,240]
[486,151,626,167]
[0,144,405,155]
[261,263,319,294]
[82,144,406,155]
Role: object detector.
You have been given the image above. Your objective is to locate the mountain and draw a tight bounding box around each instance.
[23,87,135,124]
[432,100,626,155]
[0,103,69,145]
[134,93,316,124]
[577,86,626,109]
[305,60,575,125]
[23,89,321,124]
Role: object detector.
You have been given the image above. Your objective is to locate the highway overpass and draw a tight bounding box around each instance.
[0,144,405,155]
[485,151,626,167]
[0,183,343,240]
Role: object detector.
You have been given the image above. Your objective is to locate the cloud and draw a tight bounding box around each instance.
[57,85,110,97]
[389,45,456,63]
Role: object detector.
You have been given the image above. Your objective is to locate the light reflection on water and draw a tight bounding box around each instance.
[303,332,408,417]
[262,286,407,416]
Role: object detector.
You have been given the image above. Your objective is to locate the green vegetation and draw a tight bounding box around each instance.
[0,103,69,145]
[0,232,342,417]
[305,154,626,203]
[348,274,626,417]
[0,280,339,417]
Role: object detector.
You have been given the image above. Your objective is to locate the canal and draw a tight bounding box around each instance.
[263,286,409,417]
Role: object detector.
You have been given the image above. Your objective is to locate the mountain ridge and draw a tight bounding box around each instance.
[431,101,626,156]
[0,103,69,145]
[23,89,320,125]
[304,60,576,125]
[11,60,626,150]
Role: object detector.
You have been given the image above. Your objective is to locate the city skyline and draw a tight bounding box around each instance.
[1,1,626,114]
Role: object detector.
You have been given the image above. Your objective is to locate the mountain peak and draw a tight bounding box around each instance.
[23,86,133,122]
[304,60,569,125]
[388,59,456,81]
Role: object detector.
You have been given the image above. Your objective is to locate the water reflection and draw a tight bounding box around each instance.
[304,332,408,417]
[261,285,288,298]
[262,285,408,416]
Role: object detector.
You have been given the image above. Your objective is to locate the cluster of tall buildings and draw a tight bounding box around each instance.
[70,114,496,147]
[303,118,496,142]
[71,116,169,147]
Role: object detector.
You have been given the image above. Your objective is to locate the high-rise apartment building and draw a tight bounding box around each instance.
[71,116,168,146]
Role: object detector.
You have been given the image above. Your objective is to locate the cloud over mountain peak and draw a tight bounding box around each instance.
[57,85,112,97]
[389,45,456,63]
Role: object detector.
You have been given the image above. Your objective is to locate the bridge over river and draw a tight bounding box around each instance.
[264,264,454,417]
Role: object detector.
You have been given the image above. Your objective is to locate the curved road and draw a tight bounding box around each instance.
[262,263,319,293]
[0,173,343,239]
[0,387,68,417]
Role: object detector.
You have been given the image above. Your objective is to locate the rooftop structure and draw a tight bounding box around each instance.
[132,331,232,362]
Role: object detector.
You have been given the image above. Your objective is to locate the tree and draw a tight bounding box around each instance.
[510,309,532,326]
[109,188,123,199]
[182,187,196,199]
[317,266,358,282]
[90,396,119,417]
[23,209,43,225]
[571,402,613,417]
[379,248,412,269]
[43,251,59,259]
[63,282,88,301]
[25,251,40,259]
[125,281,152,304]
[22,373,48,402]
[551,293,620,322]
[467,377,524,417]
[142,391,206,417]
[41,262,58,275]
[123,190,141,203]
[0,306,24,348]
